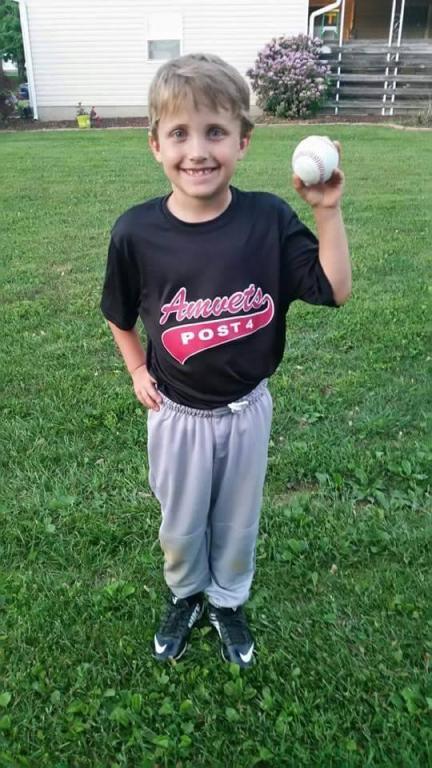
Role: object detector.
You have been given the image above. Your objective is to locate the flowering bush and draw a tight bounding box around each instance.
[247,35,330,119]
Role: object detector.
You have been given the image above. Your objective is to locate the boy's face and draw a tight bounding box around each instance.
[149,99,250,209]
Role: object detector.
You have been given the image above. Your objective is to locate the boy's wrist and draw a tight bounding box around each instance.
[312,204,343,222]
[312,202,341,213]
[129,362,147,376]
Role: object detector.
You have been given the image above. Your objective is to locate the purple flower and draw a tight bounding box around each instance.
[247,33,330,117]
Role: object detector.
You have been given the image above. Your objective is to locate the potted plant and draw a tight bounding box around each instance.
[76,102,90,128]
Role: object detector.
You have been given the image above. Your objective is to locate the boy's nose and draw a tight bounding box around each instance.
[187,138,209,162]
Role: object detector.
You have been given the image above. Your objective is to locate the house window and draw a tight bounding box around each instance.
[147,13,182,61]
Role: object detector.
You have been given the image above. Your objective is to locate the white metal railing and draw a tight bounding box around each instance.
[335,0,346,114]
[382,0,406,115]
[309,1,346,115]
[308,0,342,39]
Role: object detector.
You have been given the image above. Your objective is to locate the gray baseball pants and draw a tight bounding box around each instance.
[147,380,272,608]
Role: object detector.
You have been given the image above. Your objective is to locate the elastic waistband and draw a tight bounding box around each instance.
[161,380,268,418]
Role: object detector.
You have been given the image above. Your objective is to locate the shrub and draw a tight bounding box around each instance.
[0,72,15,122]
[247,34,330,119]
[415,100,432,127]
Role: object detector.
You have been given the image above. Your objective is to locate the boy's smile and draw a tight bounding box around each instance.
[149,100,250,222]
[181,168,217,177]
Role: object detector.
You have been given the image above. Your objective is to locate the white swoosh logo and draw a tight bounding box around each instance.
[239,644,254,664]
[154,636,167,654]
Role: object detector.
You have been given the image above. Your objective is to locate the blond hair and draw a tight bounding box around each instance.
[148,53,254,139]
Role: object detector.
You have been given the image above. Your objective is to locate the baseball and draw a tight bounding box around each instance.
[292,135,339,186]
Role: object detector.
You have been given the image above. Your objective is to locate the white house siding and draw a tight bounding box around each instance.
[25,0,309,121]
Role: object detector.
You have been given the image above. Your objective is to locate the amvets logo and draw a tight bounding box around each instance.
[160,284,274,364]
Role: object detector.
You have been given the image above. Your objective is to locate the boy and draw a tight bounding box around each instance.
[101,53,351,668]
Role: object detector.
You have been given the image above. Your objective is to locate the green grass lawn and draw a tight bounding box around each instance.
[1,125,431,768]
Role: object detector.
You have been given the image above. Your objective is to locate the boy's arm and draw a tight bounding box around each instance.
[108,321,162,411]
[313,204,351,306]
[292,141,351,306]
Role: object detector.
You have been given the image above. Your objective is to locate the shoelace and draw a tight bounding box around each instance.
[159,600,198,638]
[214,608,251,646]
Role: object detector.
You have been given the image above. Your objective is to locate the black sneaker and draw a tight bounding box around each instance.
[153,593,204,662]
[208,604,255,668]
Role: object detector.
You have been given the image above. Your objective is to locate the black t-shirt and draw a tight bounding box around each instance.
[101,187,336,409]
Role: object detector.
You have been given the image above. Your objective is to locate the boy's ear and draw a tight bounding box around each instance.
[148,131,162,162]
[238,132,252,159]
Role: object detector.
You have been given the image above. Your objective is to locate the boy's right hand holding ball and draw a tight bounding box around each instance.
[292,136,344,210]
[291,136,351,305]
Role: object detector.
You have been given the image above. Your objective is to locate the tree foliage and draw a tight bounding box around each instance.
[0,0,25,78]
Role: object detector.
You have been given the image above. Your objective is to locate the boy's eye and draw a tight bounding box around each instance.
[208,126,225,138]
[171,129,186,140]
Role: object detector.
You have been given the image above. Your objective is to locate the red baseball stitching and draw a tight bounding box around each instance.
[294,150,326,183]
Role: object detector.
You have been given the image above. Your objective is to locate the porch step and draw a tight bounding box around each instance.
[323,100,429,111]
[320,42,432,115]
[328,73,432,82]
[323,56,432,69]
[329,42,432,53]
[335,86,431,97]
